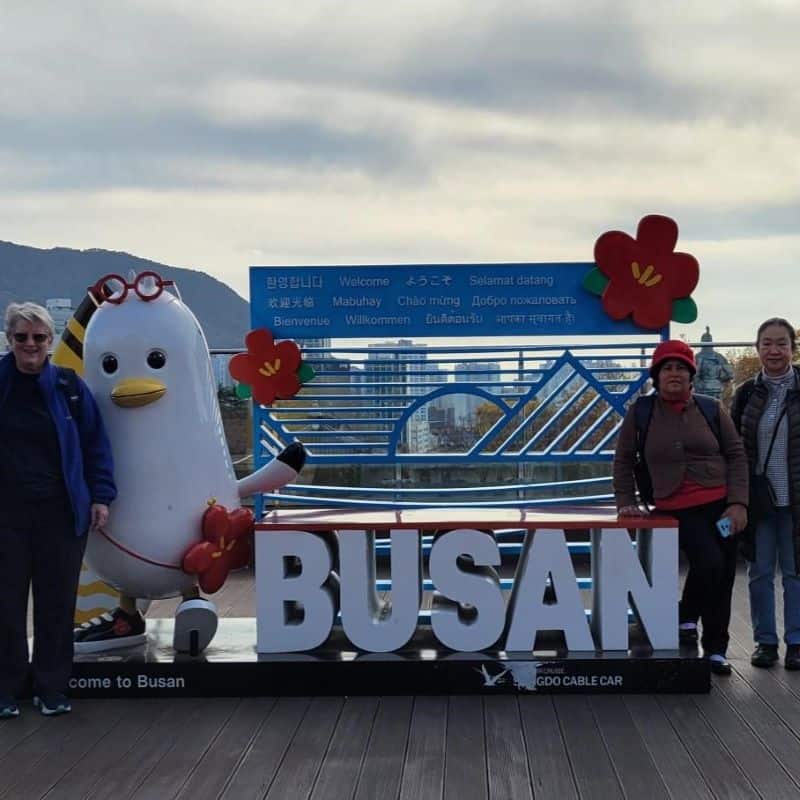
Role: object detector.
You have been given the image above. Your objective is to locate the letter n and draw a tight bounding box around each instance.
[590,527,678,650]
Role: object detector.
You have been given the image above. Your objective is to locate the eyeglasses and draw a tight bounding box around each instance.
[13,332,50,344]
[89,271,175,305]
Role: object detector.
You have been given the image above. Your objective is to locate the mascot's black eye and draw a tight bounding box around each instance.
[101,354,118,374]
[147,350,167,369]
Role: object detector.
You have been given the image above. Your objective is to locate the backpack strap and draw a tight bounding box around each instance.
[693,393,722,446]
[633,394,656,506]
[55,366,81,421]
[634,394,656,452]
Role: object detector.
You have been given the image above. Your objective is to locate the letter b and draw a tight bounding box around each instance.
[256,531,336,652]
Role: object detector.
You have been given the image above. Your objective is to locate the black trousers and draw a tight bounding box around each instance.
[673,499,739,657]
[0,501,86,698]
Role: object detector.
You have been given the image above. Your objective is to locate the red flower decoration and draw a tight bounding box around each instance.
[229,329,302,405]
[182,502,254,594]
[593,215,699,330]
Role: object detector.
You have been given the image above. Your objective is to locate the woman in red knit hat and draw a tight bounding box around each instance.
[613,339,749,675]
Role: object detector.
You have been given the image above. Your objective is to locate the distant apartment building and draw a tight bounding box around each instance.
[296,337,331,351]
[46,298,74,337]
[296,337,354,388]
[365,339,434,453]
[447,360,502,426]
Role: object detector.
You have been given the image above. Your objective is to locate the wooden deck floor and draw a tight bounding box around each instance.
[10,565,800,799]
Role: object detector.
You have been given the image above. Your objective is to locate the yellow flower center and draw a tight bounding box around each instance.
[631,261,663,288]
[258,358,282,377]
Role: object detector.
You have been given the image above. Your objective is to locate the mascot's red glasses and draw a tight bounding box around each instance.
[89,271,175,304]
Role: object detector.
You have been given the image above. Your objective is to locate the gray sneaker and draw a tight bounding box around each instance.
[0,696,19,719]
[33,694,71,716]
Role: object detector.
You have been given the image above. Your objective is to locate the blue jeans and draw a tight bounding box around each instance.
[748,507,800,646]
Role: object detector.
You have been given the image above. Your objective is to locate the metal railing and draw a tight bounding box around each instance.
[211,338,754,511]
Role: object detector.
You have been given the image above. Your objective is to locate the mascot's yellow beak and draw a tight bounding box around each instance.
[111,378,166,408]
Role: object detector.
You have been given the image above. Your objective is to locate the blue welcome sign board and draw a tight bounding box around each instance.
[249,263,645,339]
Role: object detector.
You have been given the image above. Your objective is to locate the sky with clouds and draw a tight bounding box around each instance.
[2,0,799,344]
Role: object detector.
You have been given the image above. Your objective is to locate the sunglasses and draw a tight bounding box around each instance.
[89,271,175,305]
[13,332,50,344]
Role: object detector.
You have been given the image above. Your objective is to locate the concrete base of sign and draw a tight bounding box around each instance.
[66,618,711,697]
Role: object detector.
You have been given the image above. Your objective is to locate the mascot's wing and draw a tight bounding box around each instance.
[237,441,306,498]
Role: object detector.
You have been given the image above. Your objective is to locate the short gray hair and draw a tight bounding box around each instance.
[4,302,56,341]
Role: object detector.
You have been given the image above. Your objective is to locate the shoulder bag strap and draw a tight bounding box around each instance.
[760,405,787,474]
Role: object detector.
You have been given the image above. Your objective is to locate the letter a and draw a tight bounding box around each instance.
[505,530,594,652]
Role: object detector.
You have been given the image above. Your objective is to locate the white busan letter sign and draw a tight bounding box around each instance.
[338,529,421,652]
[591,527,678,650]
[506,529,594,652]
[256,530,336,653]
[429,529,505,651]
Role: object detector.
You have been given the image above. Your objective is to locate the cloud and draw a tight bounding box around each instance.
[1,0,799,347]
[0,107,419,191]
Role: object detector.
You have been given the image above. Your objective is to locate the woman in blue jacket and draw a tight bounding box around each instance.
[0,302,116,718]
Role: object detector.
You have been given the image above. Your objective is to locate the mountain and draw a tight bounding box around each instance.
[0,240,249,348]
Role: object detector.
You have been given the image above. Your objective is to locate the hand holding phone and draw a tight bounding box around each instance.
[716,517,732,538]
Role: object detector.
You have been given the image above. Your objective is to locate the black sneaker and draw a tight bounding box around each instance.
[751,643,779,668]
[33,694,71,716]
[785,645,800,671]
[709,656,732,676]
[0,696,19,719]
[74,607,146,653]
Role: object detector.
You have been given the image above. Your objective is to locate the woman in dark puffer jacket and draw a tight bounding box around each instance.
[731,317,800,671]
